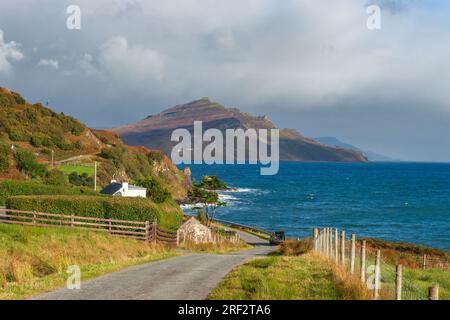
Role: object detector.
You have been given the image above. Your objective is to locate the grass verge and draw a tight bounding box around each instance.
[0,223,177,300]
[180,240,252,254]
[209,253,370,300]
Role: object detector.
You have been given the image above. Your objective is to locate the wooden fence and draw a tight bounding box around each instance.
[0,208,178,245]
[312,227,442,301]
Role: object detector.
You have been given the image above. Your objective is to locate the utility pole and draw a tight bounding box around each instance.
[94,161,97,191]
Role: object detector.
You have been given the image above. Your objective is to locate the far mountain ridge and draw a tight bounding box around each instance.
[113,98,368,163]
[314,137,400,162]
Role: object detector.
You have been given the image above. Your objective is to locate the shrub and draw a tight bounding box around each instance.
[0,145,10,173]
[7,128,30,142]
[15,150,46,178]
[11,92,26,105]
[100,148,118,160]
[136,178,171,203]
[43,169,67,186]
[0,180,98,206]
[148,150,164,162]
[68,172,94,187]
[6,195,183,230]
[278,239,313,256]
[40,149,51,156]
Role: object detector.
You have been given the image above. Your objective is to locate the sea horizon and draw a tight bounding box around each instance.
[180,161,450,251]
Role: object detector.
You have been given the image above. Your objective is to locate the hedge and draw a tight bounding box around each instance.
[0,180,98,206]
[6,195,183,231]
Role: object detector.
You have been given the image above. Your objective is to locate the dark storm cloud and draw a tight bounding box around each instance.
[0,0,449,161]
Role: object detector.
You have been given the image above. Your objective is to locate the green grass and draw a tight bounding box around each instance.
[403,268,450,300]
[58,165,94,176]
[179,240,252,254]
[0,223,177,300]
[350,245,449,300]
[209,253,369,300]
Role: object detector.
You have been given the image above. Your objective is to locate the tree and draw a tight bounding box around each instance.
[136,177,171,203]
[199,176,228,190]
[187,176,227,227]
[15,149,46,178]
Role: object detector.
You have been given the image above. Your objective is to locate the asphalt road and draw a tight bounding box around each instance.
[34,230,273,300]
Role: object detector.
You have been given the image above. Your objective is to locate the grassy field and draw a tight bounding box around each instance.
[374,258,450,300]
[347,240,449,300]
[403,268,449,300]
[58,164,94,176]
[0,223,177,300]
[209,253,370,300]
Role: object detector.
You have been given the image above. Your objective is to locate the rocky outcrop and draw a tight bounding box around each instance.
[178,217,212,243]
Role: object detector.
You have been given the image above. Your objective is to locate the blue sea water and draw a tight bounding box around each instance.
[180,162,450,250]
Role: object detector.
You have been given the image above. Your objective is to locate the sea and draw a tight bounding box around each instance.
[179,162,450,250]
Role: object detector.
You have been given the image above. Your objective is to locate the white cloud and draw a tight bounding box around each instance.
[98,36,164,86]
[0,0,450,160]
[37,58,59,70]
[0,29,24,75]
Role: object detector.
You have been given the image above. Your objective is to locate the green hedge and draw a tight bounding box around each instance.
[0,180,98,206]
[6,195,183,231]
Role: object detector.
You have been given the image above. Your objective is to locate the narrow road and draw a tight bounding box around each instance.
[34,230,273,300]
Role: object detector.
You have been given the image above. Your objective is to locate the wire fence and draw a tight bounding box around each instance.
[313,227,441,300]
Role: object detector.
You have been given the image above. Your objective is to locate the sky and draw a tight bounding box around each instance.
[0,0,449,161]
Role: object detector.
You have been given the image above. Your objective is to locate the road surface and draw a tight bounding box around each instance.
[34,229,273,300]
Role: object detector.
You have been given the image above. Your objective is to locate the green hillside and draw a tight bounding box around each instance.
[0,86,189,200]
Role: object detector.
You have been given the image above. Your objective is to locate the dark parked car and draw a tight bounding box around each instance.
[269,231,286,245]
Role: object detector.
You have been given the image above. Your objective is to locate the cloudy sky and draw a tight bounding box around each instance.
[0,0,449,161]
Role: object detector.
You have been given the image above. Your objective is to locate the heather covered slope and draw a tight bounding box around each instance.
[0,87,188,200]
[113,98,368,162]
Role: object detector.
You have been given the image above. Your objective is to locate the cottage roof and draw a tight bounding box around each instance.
[100,182,123,195]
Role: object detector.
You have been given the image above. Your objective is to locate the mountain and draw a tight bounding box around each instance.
[314,137,398,162]
[113,98,368,162]
[0,86,189,200]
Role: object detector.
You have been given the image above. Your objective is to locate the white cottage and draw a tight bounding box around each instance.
[100,180,147,198]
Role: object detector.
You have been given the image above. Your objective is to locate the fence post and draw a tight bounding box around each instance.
[313,228,318,252]
[145,221,150,242]
[350,234,356,274]
[320,229,324,253]
[176,229,180,246]
[395,264,402,300]
[153,218,158,243]
[422,254,427,270]
[428,284,439,300]
[322,228,325,254]
[317,229,320,252]
[334,228,339,263]
[374,250,381,300]
[108,218,112,233]
[329,227,333,258]
[360,240,366,283]
[340,230,345,265]
[324,228,328,256]
[70,214,74,228]
[33,213,36,224]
